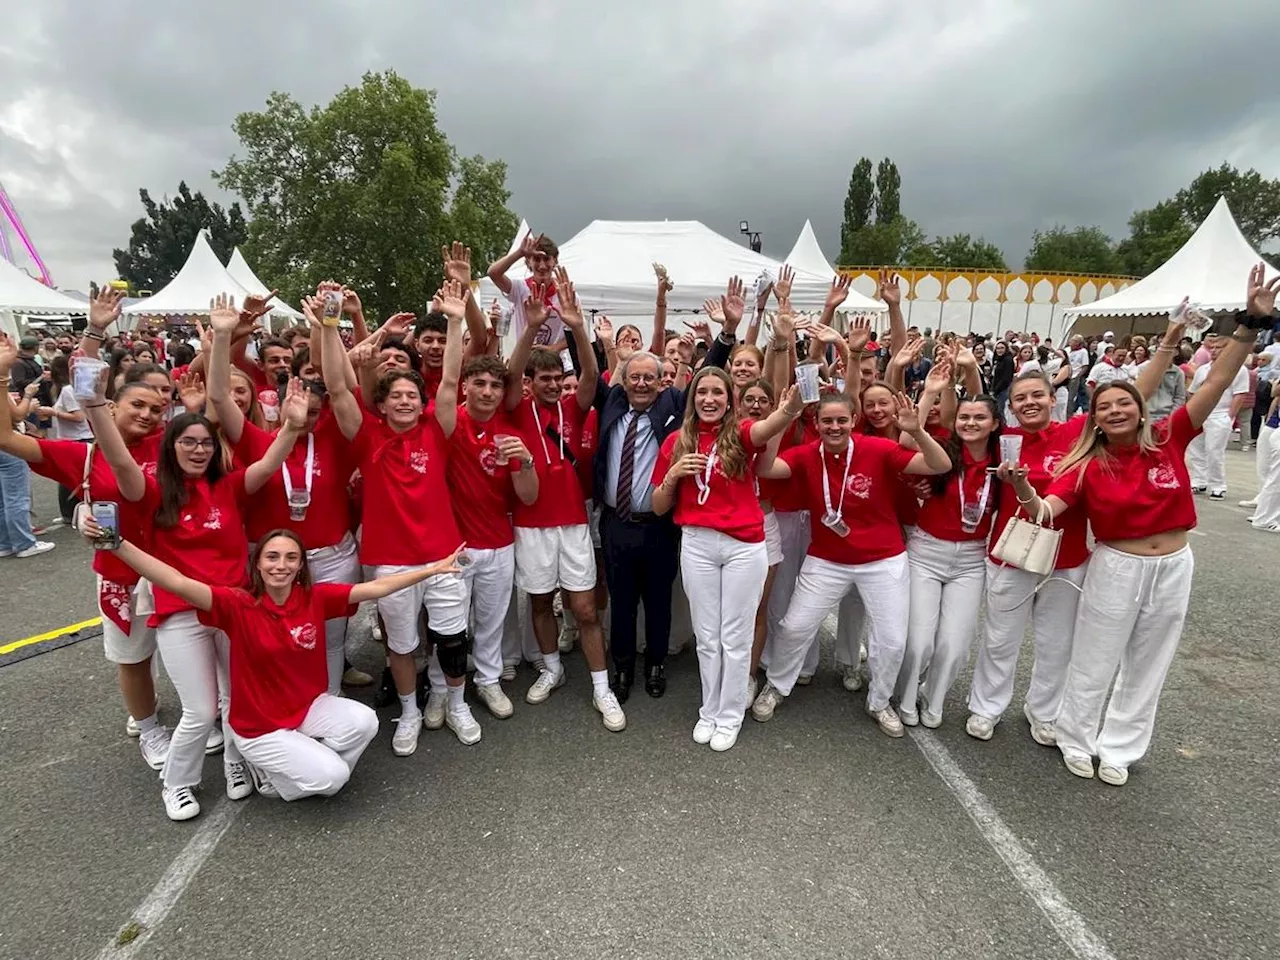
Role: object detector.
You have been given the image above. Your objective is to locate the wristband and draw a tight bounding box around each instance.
[1016,491,1036,505]
[84,330,106,341]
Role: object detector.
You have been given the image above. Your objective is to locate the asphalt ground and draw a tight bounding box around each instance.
[1,450,1277,960]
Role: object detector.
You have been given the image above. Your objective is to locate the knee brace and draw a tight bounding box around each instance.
[431,628,470,679]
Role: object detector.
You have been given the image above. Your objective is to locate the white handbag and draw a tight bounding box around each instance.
[70,442,96,535]
[991,498,1061,576]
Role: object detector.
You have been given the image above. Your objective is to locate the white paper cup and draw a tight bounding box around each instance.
[72,357,108,401]
[496,309,513,338]
[999,434,1023,464]
[795,363,821,404]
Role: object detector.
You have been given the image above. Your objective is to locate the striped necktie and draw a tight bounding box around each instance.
[615,413,639,521]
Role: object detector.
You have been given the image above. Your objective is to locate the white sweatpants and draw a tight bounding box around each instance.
[1186,412,1231,494]
[967,561,1087,723]
[768,553,909,711]
[763,511,816,672]
[232,694,378,801]
[1251,426,1280,528]
[681,526,768,731]
[430,544,515,691]
[502,588,542,667]
[306,534,362,695]
[1255,424,1275,490]
[897,531,986,716]
[833,590,866,670]
[156,611,239,788]
[1056,544,1194,769]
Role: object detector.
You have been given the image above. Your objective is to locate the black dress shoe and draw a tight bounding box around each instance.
[611,667,633,704]
[645,663,667,698]
[372,666,396,709]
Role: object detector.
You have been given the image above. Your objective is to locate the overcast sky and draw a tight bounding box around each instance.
[2,0,1278,291]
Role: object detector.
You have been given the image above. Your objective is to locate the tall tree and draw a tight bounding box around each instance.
[215,71,518,321]
[843,216,929,266]
[1116,200,1194,277]
[840,158,875,261]
[112,182,247,292]
[1024,225,1122,274]
[925,233,1009,270]
[1174,163,1280,248]
[875,158,901,225]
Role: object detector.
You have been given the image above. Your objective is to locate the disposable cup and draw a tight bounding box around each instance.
[795,363,821,404]
[495,309,513,338]
[999,434,1023,464]
[72,357,108,400]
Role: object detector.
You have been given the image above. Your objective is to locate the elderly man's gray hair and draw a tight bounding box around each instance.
[618,350,662,382]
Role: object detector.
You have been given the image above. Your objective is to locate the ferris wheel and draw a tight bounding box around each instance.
[0,179,54,286]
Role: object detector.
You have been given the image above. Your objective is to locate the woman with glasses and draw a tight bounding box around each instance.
[738,379,782,702]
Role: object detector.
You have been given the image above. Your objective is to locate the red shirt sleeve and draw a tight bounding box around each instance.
[32,438,89,488]
[651,432,678,487]
[197,585,249,634]
[738,419,760,455]
[888,440,916,474]
[313,582,358,620]
[1045,468,1085,509]
[779,443,808,482]
[230,420,274,463]
[1159,405,1201,454]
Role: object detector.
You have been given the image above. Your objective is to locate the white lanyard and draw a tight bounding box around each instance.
[693,444,718,505]
[821,443,855,522]
[957,466,991,530]
[531,398,564,465]
[281,433,315,501]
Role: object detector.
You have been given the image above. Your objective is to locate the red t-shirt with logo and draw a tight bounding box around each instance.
[989,415,1090,569]
[509,396,588,528]
[231,418,357,550]
[141,469,251,621]
[449,406,521,549]
[576,407,599,499]
[780,437,916,565]
[652,420,765,543]
[1046,407,1200,542]
[199,583,356,739]
[916,446,996,542]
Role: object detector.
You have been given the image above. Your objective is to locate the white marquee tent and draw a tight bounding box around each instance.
[0,255,87,337]
[783,219,838,279]
[1063,197,1280,339]
[225,248,305,323]
[122,230,253,325]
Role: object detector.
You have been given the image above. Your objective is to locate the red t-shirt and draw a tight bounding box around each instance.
[780,437,916,565]
[199,583,355,739]
[448,406,520,549]
[351,411,460,565]
[509,396,588,528]
[765,416,819,512]
[652,420,765,543]
[576,407,600,499]
[231,418,357,550]
[989,415,1090,569]
[1046,407,1200,542]
[141,470,250,620]
[420,365,444,403]
[916,446,996,542]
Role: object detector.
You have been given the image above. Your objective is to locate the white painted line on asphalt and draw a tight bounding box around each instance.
[93,800,245,959]
[1189,530,1208,537]
[909,728,1116,960]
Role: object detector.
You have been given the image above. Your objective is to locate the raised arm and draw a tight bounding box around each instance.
[432,279,468,437]
[441,242,490,362]
[745,276,773,347]
[1000,463,1069,522]
[78,286,125,358]
[1185,266,1277,430]
[341,286,370,346]
[755,431,793,480]
[504,288,547,411]
[109,539,213,609]
[894,393,952,475]
[244,379,306,495]
[207,293,246,442]
[954,344,983,397]
[77,359,146,501]
[648,263,674,354]
[487,233,539,298]
[350,545,466,603]
[312,300,363,442]
[555,269,598,412]
[749,384,804,446]
[818,273,851,330]
[879,270,907,358]
[0,336,43,462]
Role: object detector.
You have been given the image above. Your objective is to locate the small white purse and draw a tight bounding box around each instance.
[991,498,1061,576]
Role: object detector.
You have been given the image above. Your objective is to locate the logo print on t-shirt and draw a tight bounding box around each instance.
[1042,453,1063,474]
[846,474,873,499]
[479,445,499,477]
[289,623,318,650]
[1147,462,1180,491]
[203,507,223,531]
[409,450,430,475]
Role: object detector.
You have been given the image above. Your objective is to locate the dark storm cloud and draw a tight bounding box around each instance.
[2,0,1277,290]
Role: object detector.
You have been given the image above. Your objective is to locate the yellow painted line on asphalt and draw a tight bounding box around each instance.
[0,617,102,656]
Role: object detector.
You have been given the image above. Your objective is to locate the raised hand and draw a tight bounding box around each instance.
[780,383,804,415]
[810,324,843,346]
[826,274,852,311]
[755,277,774,313]
[488,299,503,331]
[846,314,873,353]
[348,339,378,369]
[677,332,695,365]
[519,233,542,259]
[1246,263,1279,317]
[242,289,279,322]
[893,391,921,432]
[702,298,726,325]
[524,283,549,330]
[721,277,746,330]
[341,286,363,317]
[894,337,924,367]
[878,269,903,306]
[594,315,614,345]
[774,265,795,303]
[177,371,206,413]
[684,318,712,344]
[431,279,468,321]
[442,242,473,284]
[208,293,240,335]
[89,285,125,331]
[0,331,17,374]
[281,377,310,429]
[925,360,953,392]
[653,262,674,294]
[301,295,323,328]
[555,268,584,329]
[381,311,416,338]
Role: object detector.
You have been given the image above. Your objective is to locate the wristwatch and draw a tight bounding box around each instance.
[519,456,534,471]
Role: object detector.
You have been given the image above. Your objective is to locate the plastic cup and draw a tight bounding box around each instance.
[495,308,513,338]
[999,434,1023,464]
[795,363,821,404]
[72,357,108,400]
[493,433,515,464]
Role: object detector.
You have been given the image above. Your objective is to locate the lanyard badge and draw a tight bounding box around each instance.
[821,443,854,539]
[958,469,992,533]
[282,434,315,522]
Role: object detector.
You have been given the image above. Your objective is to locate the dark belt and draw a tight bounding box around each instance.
[603,505,662,525]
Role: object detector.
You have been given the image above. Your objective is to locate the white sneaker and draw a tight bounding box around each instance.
[525,667,565,704]
[693,719,716,744]
[751,683,784,722]
[593,689,627,732]
[392,713,423,756]
[139,725,172,771]
[1063,753,1095,779]
[205,725,225,755]
[709,727,740,752]
[557,626,578,654]
[423,691,447,730]
[342,665,373,686]
[249,764,279,798]
[446,704,483,745]
[859,643,868,664]
[162,785,200,822]
[372,622,384,642]
[868,705,905,738]
[14,541,55,559]
[841,664,863,692]
[966,714,996,741]
[796,674,813,686]
[921,708,943,729]
[1098,764,1129,786]
[1024,704,1057,746]
[225,761,253,801]
[0,548,12,558]
[1239,497,1259,508]
[899,705,920,727]
[475,683,514,719]
[126,715,141,738]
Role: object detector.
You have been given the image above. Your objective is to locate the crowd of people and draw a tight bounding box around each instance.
[2,229,1277,822]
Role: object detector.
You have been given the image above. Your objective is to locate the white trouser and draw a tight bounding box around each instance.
[156,611,239,788]
[768,553,909,710]
[680,527,768,731]
[1052,387,1068,422]
[1251,427,1280,528]
[232,694,378,801]
[897,531,987,716]
[1255,424,1275,490]
[1056,544,1194,769]
[430,544,515,690]
[502,589,542,666]
[967,560,1087,723]
[306,533,361,695]
[832,590,866,669]
[1186,412,1231,494]
[763,511,813,671]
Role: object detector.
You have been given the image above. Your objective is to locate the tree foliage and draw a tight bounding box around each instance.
[1024,225,1122,274]
[922,233,1009,271]
[875,159,901,225]
[214,71,518,321]
[112,182,247,292]
[840,158,874,258]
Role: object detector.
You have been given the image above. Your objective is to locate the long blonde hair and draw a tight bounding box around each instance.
[1053,381,1160,485]
[671,366,750,480]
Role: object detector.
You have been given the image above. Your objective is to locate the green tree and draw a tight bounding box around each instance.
[840,158,875,261]
[112,182,247,292]
[1116,200,1194,277]
[1024,225,1122,274]
[1175,163,1280,248]
[922,233,1009,270]
[875,158,901,225]
[214,71,518,321]
[843,216,929,266]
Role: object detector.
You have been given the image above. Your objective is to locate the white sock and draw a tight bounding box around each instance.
[398,693,419,717]
[590,670,610,696]
[447,685,465,709]
[542,651,562,674]
[137,713,160,735]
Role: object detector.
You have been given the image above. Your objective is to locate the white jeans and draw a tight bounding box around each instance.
[1255,424,1275,490]
[232,694,378,801]
[502,588,542,667]
[1251,426,1280,528]
[967,561,1087,723]
[1056,544,1194,769]
[306,533,361,694]
[768,553,909,711]
[1186,412,1231,494]
[897,531,987,716]
[156,611,239,788]
[681,527,768,731]
[763,511,816,672]
[430,544,515,691]
[833,590,866,670]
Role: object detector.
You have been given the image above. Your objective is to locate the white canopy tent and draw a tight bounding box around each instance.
[1063,197,1280,339]
[225,248,305,324]
[122,230,252,326]
[783,219,838,279]
[0,255,88,337]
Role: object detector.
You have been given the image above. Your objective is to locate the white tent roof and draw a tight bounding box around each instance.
[784,219,838,278]
[1064,197,1279,324]
[0,255,88,314]
[225,248,304,321]
[122,230,252,317]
